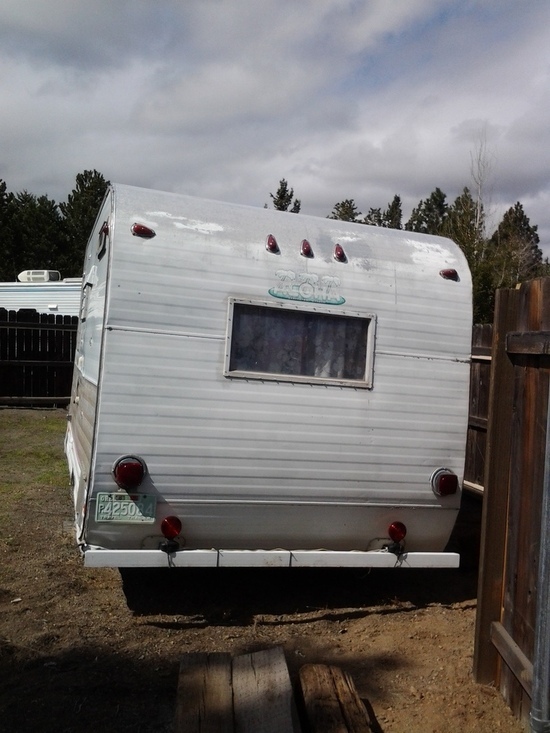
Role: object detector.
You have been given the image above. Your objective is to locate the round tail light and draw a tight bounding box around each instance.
[112,456,146,490]
[388,521,407,543]
[161,516,182,540]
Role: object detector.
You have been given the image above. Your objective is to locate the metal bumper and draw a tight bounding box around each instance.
[82,547,460,569]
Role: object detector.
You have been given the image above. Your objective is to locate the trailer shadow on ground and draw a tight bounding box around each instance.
[120,492,482,620]
[120,564,478,620]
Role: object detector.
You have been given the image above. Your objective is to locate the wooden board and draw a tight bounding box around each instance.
[174,652,233,733]
[299,664,375,733]
[232,647,300,733]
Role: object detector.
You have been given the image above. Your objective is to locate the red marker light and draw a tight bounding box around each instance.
[131,223,156,239]
[161,516,182,540]
[266,234,280,254]
[334,244,347,262]
[301,239,313,258]
[439,269,459,281]
[112,456,146,490]
[388,521,407,543]
[431,468,459,496]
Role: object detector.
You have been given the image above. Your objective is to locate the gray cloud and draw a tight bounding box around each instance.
[1,0,549,250]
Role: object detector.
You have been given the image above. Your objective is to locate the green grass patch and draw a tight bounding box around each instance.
[0,408,69,506]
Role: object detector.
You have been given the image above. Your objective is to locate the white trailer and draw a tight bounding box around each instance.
[0,271,81,317]
[65,183,472,569]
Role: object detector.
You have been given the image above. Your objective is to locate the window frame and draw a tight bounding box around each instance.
[223,297,376,389]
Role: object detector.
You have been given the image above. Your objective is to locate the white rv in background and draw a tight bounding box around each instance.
[65,183,472,569]
[0,270,81,317]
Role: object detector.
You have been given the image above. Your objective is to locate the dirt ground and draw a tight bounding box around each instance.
[0,409,525,733]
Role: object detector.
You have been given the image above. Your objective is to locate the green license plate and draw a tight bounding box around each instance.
[95,493,157,523]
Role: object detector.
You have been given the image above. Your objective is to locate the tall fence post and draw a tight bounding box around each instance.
[473,288,519,683]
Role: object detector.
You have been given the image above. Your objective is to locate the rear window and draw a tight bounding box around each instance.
[224,299,375,388]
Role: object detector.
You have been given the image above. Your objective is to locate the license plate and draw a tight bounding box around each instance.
[95,493,157,523]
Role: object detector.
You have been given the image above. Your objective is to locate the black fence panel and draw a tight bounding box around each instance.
[0,308,78,406]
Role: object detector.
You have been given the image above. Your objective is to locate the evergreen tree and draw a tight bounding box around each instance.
[445,187,492,323]
[405,187,448,235]
[328,199,361,222]
[445,188,484,265]
[7,191,64,278]
[362,196,402,229]
[489,202,543,288]
[363,207,383,226]
[0,180,16,280]
[59,170,109,276]
[382,195,403,229]
[269,179,301,213]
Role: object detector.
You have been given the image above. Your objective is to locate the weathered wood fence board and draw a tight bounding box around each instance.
[0,308,78,406]
[463,323,493,494]
[474,276,550,726]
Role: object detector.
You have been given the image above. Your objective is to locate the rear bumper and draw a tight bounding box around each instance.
[82,547,460,569]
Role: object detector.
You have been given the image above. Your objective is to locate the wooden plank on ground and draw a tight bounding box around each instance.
[232,647,300,733]
[174,652,233,733]
[299,664,375,733]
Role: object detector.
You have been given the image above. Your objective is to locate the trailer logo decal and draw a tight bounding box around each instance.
[269,270,345,305]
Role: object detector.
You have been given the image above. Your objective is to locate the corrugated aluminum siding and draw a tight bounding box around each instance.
[89,185,471,511]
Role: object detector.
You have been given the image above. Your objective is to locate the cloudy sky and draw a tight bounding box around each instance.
[1,1,549,251]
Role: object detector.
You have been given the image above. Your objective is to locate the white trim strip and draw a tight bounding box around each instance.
[82,547,460,569]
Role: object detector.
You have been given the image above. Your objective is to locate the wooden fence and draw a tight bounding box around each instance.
[463,323,492,494]
[0,308,78,406]
[473,277,550,725]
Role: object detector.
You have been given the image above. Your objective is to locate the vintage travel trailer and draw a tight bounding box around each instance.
[65,183,472,568]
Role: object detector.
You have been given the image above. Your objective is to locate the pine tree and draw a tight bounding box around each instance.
[363,207,383,226]
[8,191,64,278]
[269,179,301,213]
[445,188,492,322]
[59,170,109,276]
[0,180,16,280]
[405,188,448,235]
[445,188,484,265]
[362,196,402,229]
[489,202,542,288]
[382,195,402,229]
[328,199,361,222]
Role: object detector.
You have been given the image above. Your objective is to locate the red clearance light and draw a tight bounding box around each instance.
[161,516,182,540]
[112,456,146,490]
[131,223,156,239]
[439,269,459,281]
[266,234,280,254]
[388,521,407,543]
[431,468,459,496]
[301,239,313,258]
[334,243,347,262]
